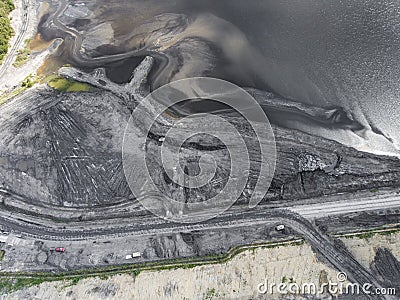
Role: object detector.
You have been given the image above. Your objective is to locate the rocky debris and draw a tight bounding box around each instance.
[150,233,194,259]
[6,232,399,300]
[142,246,158,260]
[371,247,400,289]
[62,4,91,20]
[274,126,400,201]
[59,56,154,106]
[36,251,48,265]
[12,280,117,300]
[81,22,114,54]
[0,89,133,207]
[315,210,400,233]
[0,222,290,272]
[1,56,400,211]
[86,282,118,299]
[246,87,363,131]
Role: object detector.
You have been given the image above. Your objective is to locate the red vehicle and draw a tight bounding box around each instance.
[55,247,65,253]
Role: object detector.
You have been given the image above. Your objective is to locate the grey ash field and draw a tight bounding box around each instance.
[0,0,400,299]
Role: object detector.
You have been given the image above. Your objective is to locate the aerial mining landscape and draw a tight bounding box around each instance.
[0,0,399,299]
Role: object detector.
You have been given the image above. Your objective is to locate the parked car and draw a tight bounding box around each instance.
[55,247,65,252]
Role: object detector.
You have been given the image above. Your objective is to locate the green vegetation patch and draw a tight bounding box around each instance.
[0,74,38,106]
[340,226,400,240]
[0,276,58,294]
[357,232,376,240]
[21,74,36,88]
[0,0,15,64]
[378,229,399,236]
[61,276,84,289]
[48,76,91,92]
[13,38,31,67]
[203,288,220,300]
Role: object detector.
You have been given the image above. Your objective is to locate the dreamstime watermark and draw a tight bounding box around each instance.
[122,77,276,223]
[257,272,396,296]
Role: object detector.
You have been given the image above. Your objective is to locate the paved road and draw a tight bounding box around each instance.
[0,0,30,79]
[1,190,398,299]
[0,189,399,240]
[1,206,395,299]
[290,191,400,218]
[277,211,391,300]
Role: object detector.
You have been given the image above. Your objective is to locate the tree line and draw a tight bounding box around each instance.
[0,0,15,64]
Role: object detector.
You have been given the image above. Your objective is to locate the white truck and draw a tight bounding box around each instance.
[125,252,141,260]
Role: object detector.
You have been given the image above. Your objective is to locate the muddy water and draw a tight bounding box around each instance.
[39,0,400,155]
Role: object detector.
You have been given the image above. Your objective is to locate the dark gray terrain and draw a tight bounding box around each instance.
[0,58,398,300]
[1,0,400,299]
